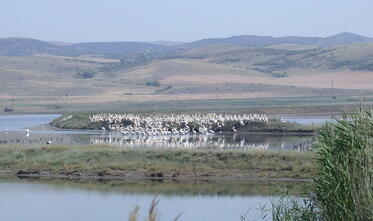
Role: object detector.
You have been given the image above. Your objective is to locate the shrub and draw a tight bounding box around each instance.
[145,80,161,87]
[75,70,96,79]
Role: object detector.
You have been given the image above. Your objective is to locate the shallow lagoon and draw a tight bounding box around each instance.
[0,114,318,151]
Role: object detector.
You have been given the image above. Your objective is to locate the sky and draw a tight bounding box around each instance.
[0,0,372,43]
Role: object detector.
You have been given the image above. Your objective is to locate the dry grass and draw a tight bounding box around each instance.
[0,48,372,113]
[128,198,182,221]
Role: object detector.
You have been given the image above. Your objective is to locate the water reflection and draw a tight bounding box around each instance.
[90,133,314,151]
[0,131,314,151]
[0,177,308,196]
[0,114,315,151]
[0,177,308,221]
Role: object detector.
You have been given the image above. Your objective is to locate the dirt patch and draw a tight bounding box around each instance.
[162,70,373,90]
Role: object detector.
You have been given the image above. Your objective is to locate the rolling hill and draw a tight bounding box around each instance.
[63,41,168,57]
[178,32,373,49]
[0,38,168,57]
[0,38,63,56]
[0,32,372,57]
[0,33,372,113]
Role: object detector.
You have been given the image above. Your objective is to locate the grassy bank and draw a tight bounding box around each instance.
[0,146,314,180]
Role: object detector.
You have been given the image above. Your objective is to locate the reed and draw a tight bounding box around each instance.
[128,199,158,221]
[272,107,373,220]
[313,107,373,220]
[127,198,182,221]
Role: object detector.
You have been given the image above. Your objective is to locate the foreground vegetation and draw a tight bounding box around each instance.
[271,108,373,220]
[0,146,314,179]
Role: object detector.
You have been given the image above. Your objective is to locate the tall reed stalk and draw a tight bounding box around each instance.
[313,107,373,220]
[127,198,182,221]
[272,107,372,221]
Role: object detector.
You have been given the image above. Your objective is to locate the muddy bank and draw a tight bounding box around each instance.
[0,169,312,182]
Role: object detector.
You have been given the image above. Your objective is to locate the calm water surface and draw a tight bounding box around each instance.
[0,115,313,220]
[282,115,337,125]
[0,178,306,221]
[0,114,320,151]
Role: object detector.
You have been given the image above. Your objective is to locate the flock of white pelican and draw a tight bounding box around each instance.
[89,113,269,135]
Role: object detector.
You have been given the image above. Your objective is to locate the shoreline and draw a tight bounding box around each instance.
[0,169,312,182]
[47,124,316,135]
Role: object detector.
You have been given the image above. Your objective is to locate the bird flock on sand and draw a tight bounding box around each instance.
[89,113,269,136]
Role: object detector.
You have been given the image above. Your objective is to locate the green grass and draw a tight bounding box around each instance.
[271,107,373,221]
[312,108,373,220]
[0,146,314,179]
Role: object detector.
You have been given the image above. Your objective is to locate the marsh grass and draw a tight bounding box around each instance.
[271,193,319,221]
[272,107,373,221]
[312,107,373,220]
[0,146,314,179]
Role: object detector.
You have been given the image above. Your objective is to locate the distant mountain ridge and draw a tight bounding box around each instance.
[0,38,63,56]
[179,32,373,48]
[0,38,168,56]
[0,32,372,56]
[63,41,168,56]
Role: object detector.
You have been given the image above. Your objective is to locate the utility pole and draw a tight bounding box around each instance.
[215,82,218,99]
[331,80,336,99]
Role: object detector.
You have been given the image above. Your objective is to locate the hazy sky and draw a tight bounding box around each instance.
[1,0,372,42]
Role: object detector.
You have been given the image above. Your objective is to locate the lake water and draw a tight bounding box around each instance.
[0,115,314,220]
[0,114,320,151]
[0,178,307,221]
[282,115,336,125]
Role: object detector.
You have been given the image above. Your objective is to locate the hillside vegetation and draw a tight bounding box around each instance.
[0,33,372,113]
